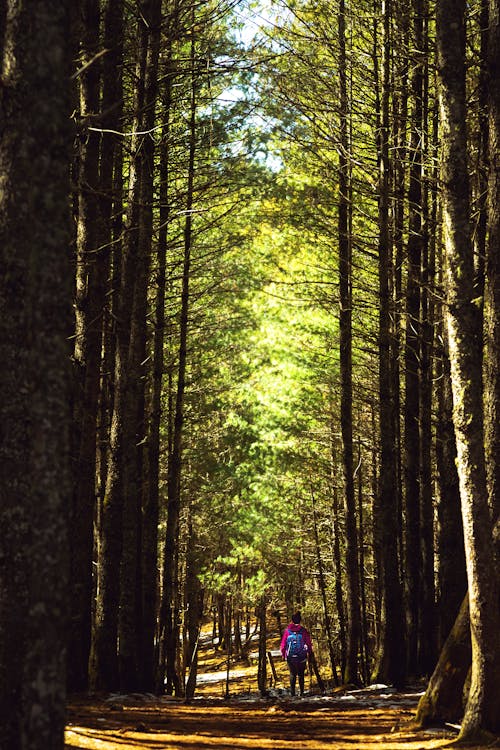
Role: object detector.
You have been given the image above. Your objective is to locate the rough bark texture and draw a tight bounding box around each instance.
[143,36,173,692]
[416,1,436,678]
[338,0,360,688]
[69,0,103,694]
[485,0,500,522]
[0,2,73,747]
[438,0,500,737]
[435,335,466,646]
[331,451,346,682]
[159,25,197,696]
[372,0,406,689]
[415,596,471,727]
[119,0,162,693]
[403,0,424,677]
[88,0,124,693]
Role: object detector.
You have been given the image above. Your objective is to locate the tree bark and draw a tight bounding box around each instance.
[418,3,436,676]
[415,595,470,727]
[69,0,103,694]
[338,0,360,688]
[91,1,149,692]
[142,36,174,693]
[94,0,124,530]
[485,0,500,522]
[330,436,345,683]
[371,0,406,689]
[312,490,339,685]
[159,20,197,696]
[257,599,268,697]
[437,0,500,737]
[119,0,162,693]
[0,2,73,746]
[435,295,467,646]
[403,0,424,677]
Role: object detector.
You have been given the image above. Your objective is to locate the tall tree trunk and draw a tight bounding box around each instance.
[312,490,339,685]
[372,0,406,689]
[417,4,436,676]
[485,0,500,522]
[92,0,149,692]
[159,24,197,695]
[357,447,370,684]
[184,518,203,702]
[0,2,73,746]
[392,0,409,580]
[69,0,103,693]
[142,30,174,694]
[437,0,500,737]
[435,265,467,646]
[338,0,360,688]
[257,599,268,697]
[94,0,124,532]
[403,0,424,678]
[330,434,346,680]
[472,0,489,305]
[119,0,162,693]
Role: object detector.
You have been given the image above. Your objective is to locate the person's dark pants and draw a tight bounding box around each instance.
[287,658,306,696]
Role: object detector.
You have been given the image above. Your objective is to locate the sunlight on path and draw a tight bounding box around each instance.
[65,702,457,750]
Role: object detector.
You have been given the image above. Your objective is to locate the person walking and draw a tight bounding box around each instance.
[280,611,313,697]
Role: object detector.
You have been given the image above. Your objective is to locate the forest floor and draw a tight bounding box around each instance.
[65,629,467,750]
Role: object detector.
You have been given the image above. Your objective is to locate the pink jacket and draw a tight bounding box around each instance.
[280,622,313,659]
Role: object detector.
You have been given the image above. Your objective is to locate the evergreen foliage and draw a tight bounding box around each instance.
[2,0,500,744]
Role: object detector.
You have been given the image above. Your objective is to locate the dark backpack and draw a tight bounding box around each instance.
[286,627,307,661]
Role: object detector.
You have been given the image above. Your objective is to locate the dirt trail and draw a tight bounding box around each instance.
[66,632,463,749]
[65,693,459,750]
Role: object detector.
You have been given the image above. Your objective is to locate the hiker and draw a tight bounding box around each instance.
[280,611,313,697]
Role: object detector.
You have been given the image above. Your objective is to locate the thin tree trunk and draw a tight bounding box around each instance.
[417,3,436,676]
[184,517,203,702]
[392,0,409,579]
[257,598,268,697]
[403,0,425,678]
[69,0,102,693]
[160,24,197,694]
[142,31,174,695]
[357,443,369,684]
[312,489,339,685]
[372,0,406,688]
[330,437,346,681]
[338,0,360,688]
[92,1,148,692]
[119,0,162,693]
[93,0,124,563]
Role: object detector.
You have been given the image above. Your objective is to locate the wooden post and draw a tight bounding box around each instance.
[267,651,278,686]
[309,652,326,693]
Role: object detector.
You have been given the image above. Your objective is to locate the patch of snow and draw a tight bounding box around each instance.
[196,669,248,684]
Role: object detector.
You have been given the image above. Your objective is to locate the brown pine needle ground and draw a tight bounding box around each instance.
[66,630,464,750]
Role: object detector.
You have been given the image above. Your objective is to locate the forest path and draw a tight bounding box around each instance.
[65,693,460,750]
